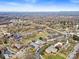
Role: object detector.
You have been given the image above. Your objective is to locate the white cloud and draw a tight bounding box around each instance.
[0,2,21,6]
[0,0,79,12]
[0,3,59,12]
[7,2,20,6]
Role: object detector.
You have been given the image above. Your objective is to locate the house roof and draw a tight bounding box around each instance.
[30,40,45,49]
[12,33,22,41]
[30,42,39,49]
[35,40,45,45]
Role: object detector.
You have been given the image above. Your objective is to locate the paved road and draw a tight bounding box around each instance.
[35,48,41,59]
[33,22,78,36]
[67,43,79,59]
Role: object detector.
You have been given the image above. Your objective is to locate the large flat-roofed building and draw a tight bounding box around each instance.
[45,45,57,54]
[30,40,46,49]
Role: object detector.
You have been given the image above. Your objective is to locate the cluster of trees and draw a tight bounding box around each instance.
[73,35,79,41]
[40,44,50,55]
[0,51,5,59]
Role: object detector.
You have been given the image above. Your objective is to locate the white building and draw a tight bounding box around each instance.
[30,40,46,49]
[54,42,63,48]
[45,45,57,54]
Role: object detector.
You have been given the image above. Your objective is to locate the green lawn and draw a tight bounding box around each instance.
[35,31,49,39]
[43,55,65,59]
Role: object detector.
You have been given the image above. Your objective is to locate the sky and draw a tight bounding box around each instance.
[0,0,79,12]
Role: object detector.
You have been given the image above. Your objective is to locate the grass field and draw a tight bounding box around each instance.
[35,31,48,39]
[43,54,65,59]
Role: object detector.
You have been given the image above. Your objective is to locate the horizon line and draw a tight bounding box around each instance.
[0,11,79,12]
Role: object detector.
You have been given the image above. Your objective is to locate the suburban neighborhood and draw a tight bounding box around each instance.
[0,14,79,59]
